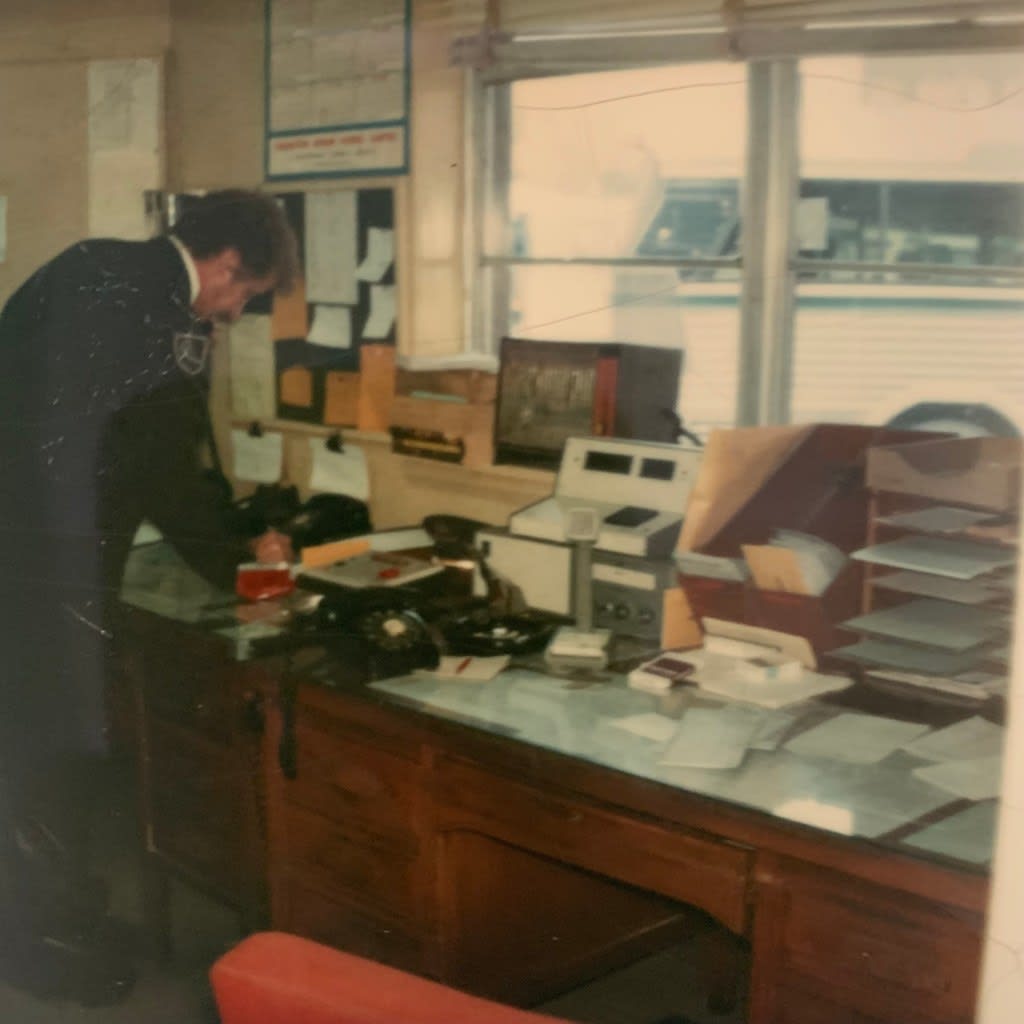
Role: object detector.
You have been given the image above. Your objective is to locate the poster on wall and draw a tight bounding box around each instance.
[265,0,411,180]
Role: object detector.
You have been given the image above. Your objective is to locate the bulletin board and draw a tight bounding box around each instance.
[226,186,397,428]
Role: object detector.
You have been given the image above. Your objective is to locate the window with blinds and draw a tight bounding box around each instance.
[465,2,1024,435]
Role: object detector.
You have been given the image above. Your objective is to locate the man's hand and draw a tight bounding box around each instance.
[250,528,294,564]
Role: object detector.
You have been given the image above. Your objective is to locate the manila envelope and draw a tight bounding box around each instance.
[742,544,811,595]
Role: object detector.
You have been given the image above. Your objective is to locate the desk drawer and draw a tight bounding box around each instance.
[284,722,421,841]
[755,858,983,1024]
[141,646,237,742]
[437,758,752,935]
[277,878,428,975]
[280,804,421,922]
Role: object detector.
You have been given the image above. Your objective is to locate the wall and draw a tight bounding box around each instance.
[165,0,523,527]
[0,0,169,301]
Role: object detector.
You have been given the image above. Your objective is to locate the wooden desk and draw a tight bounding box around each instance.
[115,545,991,1022]
[262,673,990,1024]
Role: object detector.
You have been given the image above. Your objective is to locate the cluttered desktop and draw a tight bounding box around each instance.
[117,426,1016,1022]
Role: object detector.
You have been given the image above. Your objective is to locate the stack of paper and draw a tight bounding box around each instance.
[741,529,846,596]
[834,637,1000,677]
[865,667,1006,701]
[869,569,1011,606]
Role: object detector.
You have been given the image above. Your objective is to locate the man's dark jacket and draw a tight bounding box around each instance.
[0,237,247,768]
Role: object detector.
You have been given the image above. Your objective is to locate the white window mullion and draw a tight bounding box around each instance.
[737,59,799,426]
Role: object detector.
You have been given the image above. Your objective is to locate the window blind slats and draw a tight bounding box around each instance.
[470,0,1022,36]
[451,1,1024,72]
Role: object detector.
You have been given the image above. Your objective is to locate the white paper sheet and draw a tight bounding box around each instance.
[842,598,1006,651]
[902,715,1003,763]
[228,314,276,420]
[362,283,396,338]
[875,506,1000,534]
[231,429,284,484]
[305,191,357,304]
[851,536,1017,579]
[659,706,766,770]
[608,713,679,743]
[309,439,369,500]
[870,569,1007,605]
[308,304,352,348]
[784,712,931,765]
[356,227,394,282]
[913,756,1004,801]
[835,637,1000,676]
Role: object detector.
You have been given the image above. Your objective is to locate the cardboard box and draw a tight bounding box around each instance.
[867,436,1021,512]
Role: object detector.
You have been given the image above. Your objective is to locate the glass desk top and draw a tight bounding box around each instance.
[369,669,1000,869]
[119,541,1001,872]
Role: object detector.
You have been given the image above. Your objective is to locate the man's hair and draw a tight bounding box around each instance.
[171,189,300,292]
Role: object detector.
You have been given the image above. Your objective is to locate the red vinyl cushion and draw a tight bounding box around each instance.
[210,932,577,1024]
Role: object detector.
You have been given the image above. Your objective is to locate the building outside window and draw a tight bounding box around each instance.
[474,43,1024,438]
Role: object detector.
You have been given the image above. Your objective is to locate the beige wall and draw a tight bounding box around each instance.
[164,0,521,525]
[0,0,169,299]
[0,0,169,63]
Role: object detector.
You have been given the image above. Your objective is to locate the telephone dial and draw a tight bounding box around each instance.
[267,586,441,681]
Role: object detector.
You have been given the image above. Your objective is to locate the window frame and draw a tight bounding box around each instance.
[469,24,1024,430]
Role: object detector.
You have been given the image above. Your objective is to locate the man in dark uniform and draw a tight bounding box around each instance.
[0,190,298,1000]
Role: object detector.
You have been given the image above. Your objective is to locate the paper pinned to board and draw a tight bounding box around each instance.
[305,191,357,304]
[309,438,369,500]
[356,227,394,282]
[363,284,396,338]
[308,304,352,348]
[228,314,276,420]
[231,429,284,484]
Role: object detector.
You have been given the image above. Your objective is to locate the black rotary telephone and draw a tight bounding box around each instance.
[311,586,440,679]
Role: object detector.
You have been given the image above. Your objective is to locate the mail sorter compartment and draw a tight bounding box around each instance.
[681,564,862,659]
[436,757,753,935]
[279,803,422,923]
[867,436,1022,512]
[759,859,983,1024]
[285,719,423,843]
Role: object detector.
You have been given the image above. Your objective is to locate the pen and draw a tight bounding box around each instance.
[455,657,472,675]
